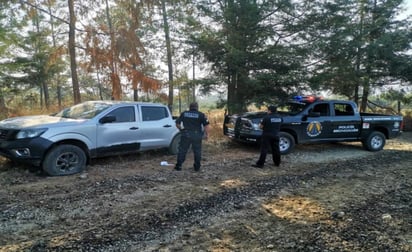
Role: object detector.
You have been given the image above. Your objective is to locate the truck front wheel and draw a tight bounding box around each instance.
[168,134,181,155]
[42,144,87,176]
[279,132,295,155]
[363,131,386,152]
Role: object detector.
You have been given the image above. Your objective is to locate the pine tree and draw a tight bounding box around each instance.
[302,0,412,111]
[191,0,304,114]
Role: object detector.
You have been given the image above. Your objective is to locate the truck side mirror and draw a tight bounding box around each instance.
[99,115,116,124]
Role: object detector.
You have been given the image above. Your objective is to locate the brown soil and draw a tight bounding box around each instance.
[1,132,411,252]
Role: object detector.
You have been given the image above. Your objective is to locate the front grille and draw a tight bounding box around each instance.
[0,128,16,140]
[0,129,9,140]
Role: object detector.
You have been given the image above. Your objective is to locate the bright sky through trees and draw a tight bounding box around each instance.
[405,0,412,15]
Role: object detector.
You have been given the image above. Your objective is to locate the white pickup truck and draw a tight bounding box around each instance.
[0,101,181,176]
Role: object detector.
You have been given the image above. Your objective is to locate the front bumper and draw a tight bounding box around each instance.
[226,128,262,143]
[0,137,53,166]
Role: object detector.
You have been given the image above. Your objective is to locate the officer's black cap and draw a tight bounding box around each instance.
[268,105,277,113]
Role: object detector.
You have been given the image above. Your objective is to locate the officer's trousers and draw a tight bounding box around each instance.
[257,133,281,166]
[176,131,203,169]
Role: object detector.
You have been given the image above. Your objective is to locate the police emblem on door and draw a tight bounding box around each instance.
[307,121,322,137]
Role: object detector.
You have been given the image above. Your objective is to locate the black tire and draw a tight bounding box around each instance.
[279,132,295,155]
[363,131,386,152]
[168,134,181,155]
[42,144,87,176]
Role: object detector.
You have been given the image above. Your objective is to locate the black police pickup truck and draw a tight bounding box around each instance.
[224,96,403,154]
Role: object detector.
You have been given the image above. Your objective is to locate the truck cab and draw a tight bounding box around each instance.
[281,98,362,143]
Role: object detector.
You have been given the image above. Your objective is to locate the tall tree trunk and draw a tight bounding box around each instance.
[68,0,81,104]
[97,72,103,100]
[178,85,182,114]
[34,8,49,109]
[227,72,245,114]
[105,0,121,100]
[354,47,361,106]
[360,0,377,112]
[133,90,138,101]
[42,82,49,109]
[192,50,196,102]
[161,0,174,112]
[227,75,234,114]
[132,65,139,101]
[360,77,370,112]
[354,0,366,107]
[0,90,8,118]
[48,0,60,108]
[57,85,62,108]
[354,85,359,107]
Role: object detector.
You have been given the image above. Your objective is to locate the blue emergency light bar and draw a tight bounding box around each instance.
[293,95,322,103]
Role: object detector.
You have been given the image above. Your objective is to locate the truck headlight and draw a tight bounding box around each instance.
[252,123,261,130]
[16,128,47,139]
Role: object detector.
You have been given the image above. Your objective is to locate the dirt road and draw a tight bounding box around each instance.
[1,133,411,251]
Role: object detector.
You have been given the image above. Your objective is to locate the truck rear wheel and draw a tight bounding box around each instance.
[168,134,181,155]
[42,144,87,176]
[279,132,295,155]
[363,131,386,152]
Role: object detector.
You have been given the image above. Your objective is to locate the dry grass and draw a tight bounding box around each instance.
[204,109,227,142]
[4,104,68,119]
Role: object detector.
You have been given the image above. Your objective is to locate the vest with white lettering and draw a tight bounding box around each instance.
[261,113,282,135]
[176,109,209,132]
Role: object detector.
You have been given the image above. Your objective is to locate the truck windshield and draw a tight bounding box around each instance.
[54,102,113,119]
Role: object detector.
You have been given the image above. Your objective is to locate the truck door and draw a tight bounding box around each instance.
[330,102,360,139]
[299,102,334,142]
[137,105,177,150]
[96,105,141,155]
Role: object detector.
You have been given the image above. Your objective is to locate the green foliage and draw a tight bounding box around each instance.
[380,89,412,105]
[191,0,305,114]
[302,0,412,105]
[1,0,411,115]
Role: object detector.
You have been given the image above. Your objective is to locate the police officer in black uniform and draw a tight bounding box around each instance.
[175,102,210,171]
[252,105,282,168]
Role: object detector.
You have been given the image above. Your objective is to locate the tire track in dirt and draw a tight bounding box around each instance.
[67,150,412,251]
